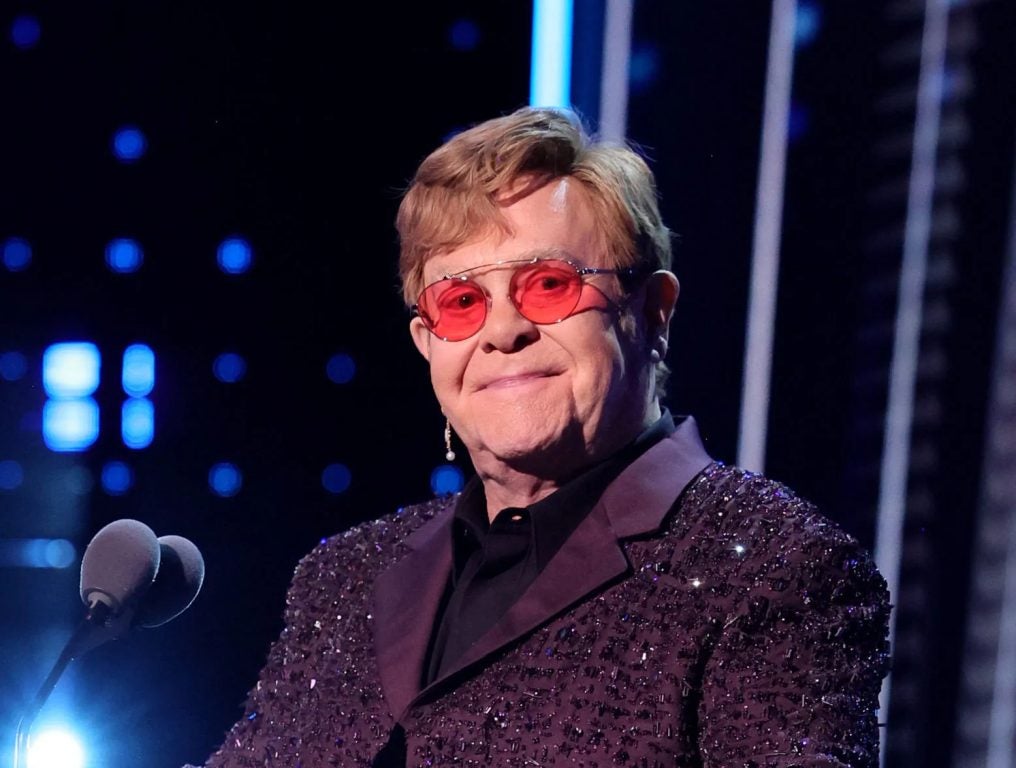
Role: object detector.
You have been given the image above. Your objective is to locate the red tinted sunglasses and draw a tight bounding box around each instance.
[413,257,642,341]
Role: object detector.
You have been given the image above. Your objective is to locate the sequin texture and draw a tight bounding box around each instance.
[188,463,890,767]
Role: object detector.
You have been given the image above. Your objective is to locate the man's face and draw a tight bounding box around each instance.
[409,178,657,478]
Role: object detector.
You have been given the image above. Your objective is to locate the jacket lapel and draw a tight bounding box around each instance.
[372,506,454,720]
[416,416,714,696]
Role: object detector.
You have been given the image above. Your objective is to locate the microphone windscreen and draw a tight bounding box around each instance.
[133,535,205,628]
[79,519,161,615]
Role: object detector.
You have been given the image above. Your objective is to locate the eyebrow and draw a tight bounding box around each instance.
[432,248,579,279]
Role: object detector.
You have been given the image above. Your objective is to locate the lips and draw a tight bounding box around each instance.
[476,371,558,391]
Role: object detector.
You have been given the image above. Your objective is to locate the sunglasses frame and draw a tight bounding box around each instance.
[411,256,646,341]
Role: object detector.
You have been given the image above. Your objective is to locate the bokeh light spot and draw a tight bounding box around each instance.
[209,462,242,497]
[217,237,252,274]
[105,238,144,273]
[0,351,28,381]
[3,238,32,271]
[113,126,147,162]
[11,15,41,50]
[325,353,355,384]
[449,19,481,51]
[430,464,464,496]
[101,461,133,495]
[322,463,352,494]
[213,352,247,383]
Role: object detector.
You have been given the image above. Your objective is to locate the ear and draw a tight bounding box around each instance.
[643,270,680,341]
[409,317,432,362]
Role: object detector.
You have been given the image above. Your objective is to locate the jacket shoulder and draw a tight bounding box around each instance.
[288,496,455,589]
[655,462,888,608]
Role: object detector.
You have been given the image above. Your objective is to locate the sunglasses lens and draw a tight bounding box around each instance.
[418,279,487,340]
[511,260,582,323]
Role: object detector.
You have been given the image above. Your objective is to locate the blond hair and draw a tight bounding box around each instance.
[396,107,672,306]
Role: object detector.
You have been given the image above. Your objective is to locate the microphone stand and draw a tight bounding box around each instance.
[13,601,120,768]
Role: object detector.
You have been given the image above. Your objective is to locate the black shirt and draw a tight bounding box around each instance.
[423,409,677,685]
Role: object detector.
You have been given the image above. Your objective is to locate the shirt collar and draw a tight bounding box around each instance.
[451,409,677,571]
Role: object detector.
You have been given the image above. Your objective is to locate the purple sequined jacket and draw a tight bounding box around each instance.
[191,417,891,767]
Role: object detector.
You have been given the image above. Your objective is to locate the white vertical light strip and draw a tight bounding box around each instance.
[530,0,574,108]
[737,0,798,473]
[985,131,1016,768]
[598,0,634,143]
[874,1,949,765]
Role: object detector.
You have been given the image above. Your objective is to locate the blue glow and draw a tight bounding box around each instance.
[795,2,821,47]
[213,352,247,383]
[122,344,155,397]
[430,464,465,496]
[0,351,28,381]
[325,353,355,384]
[209,462,242,497]
[43,342,101,397]
[121,397,154,449]
[112,126,147,162]
[26,725,85,767]
[788,103,810,141]
[3,237,32,271]
[322,463,352,494]
[530,0,573,108]
[0,460,24,490]
[101,461,133,495]
[217,237,252,274]
[449,19,481,51]
[43,399,99,452]
[629,45,660,92]
[0,539,76,570]
[105,238,144,273]
[11,15,41,50]
[65,465,94,495]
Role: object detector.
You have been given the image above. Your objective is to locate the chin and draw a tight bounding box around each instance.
[473,415,588,470]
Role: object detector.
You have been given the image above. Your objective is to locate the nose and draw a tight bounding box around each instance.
[478,291,540,353]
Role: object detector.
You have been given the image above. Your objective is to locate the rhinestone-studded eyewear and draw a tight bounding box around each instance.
[412,257,643,342]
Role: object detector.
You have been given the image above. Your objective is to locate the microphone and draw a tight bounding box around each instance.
[134,535,205,628]
[72,518,162,656]
[14,519,204,768]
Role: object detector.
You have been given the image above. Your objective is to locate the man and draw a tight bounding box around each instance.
[191,107,890,767]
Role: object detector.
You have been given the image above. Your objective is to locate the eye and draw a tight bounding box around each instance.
[436,281,485,314]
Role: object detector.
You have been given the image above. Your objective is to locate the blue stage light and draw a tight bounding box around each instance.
[122,344,155,397]
[43,399,99,452]
[101,461,133,495]
[121,397,154,449]
[0,460,24,490]
[213,352,247,383]
[449,19,481,51]
[11,15,41,50]
[105,238,144,273]
[325,353,355,384]
[322,463,352,494]
[43,343,100,398]
[430,464,464,496]
[530,0,573,108]
[629,45,660,92]
[113,126,147,162]
[26,726,85,768]
[788,103,810,141]
[0,350,28,381]
[3,237,32,271]
[795,2,821,47]
[209,462,242,497]
[217,237,252,274]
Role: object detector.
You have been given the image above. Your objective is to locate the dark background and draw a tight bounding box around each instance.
[2,2,1014,766]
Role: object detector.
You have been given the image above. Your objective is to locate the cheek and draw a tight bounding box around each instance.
[427,345,471,403]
